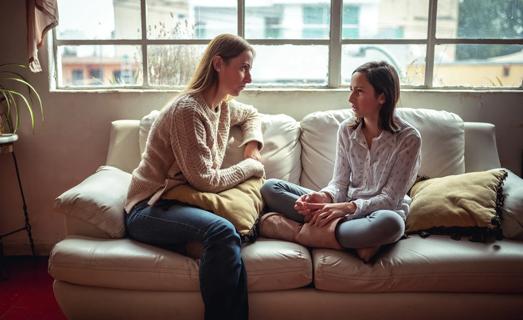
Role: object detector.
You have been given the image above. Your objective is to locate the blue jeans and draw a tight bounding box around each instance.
[126,199,248,320]
[261,179,405,248]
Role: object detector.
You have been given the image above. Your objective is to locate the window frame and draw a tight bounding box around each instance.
[51,0,523,90]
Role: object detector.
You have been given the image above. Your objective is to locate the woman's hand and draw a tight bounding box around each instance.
[294,192,332,215]
[244,141,261,161]
[306,202,357,227]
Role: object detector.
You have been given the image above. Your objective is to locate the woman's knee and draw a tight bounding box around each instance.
[377,211,405,243]
[260,178,282,200]
[205,218,240,246]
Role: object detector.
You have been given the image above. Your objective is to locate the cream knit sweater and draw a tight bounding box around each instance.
[124,93,265,213]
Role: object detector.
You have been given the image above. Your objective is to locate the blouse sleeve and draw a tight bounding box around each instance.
[352,130,421,218]
[320,125,352,202]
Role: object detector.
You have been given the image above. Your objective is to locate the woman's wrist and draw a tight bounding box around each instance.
[321,192,334,203]
[344,201,356,214]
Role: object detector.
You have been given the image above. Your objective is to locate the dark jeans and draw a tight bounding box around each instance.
[126,199,248,320]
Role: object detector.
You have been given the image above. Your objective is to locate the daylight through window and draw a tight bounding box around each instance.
[52,0,523,89]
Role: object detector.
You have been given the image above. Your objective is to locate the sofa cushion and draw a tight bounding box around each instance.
[55,166,131,238]
[49,237,312,292]
[407,169,507,233]
[140,110,301,184]
[299,108,464,190]
[313,235,523,293]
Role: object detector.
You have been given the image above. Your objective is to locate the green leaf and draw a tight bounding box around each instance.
[5,90,35,133]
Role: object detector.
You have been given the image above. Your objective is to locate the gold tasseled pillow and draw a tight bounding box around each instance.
[164,178,264,242]
[407,169,507,234]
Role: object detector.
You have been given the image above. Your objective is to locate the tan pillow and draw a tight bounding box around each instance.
[407,169,507,233]
[164,178,264,242]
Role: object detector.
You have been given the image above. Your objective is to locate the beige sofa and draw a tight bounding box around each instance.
[49,108,523,320]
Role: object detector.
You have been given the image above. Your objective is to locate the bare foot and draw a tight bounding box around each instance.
[356,246,380,263]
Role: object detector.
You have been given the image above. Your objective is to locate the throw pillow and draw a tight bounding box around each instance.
[500,169,523,240]
[55,166,131,238]
[163,177,265,243]
[407,169,507,236]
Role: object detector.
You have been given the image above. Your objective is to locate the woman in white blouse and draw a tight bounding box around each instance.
[261,61,422,262]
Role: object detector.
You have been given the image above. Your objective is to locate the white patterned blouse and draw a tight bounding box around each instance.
[321,115,422,220]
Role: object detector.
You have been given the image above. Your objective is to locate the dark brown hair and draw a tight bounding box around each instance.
[352,61,400,133]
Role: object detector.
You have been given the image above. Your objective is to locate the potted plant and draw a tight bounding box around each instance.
[0,63,43,136]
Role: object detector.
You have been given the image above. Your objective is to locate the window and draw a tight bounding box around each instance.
[52,0,523,89]
[302,5,330,39]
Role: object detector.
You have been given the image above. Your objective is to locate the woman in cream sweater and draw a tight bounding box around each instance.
[125,34,264,320]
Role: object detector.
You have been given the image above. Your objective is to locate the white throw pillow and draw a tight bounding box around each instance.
[223,114,301,184]
[299,108,465,191]
[501,169,523,240]
[55,166,131,238]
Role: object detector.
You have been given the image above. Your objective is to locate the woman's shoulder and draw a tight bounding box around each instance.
[163,93,204,117]
[393,116,422,147]
[228,99,257,112]
[339,117,359,135]
[395,115,420,136]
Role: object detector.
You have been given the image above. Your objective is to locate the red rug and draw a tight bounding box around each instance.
[0,256,67,320]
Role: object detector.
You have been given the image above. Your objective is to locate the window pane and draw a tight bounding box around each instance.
[251,45,328,85]
[147,0,236,39]
[434,45,523,87]
[342,45,426,86]
[148,45,205,86]
[437,0,523,38]
[342,0,428,39]
[245,0,330,39]
[58,46,142,87]
[56,0,141,39]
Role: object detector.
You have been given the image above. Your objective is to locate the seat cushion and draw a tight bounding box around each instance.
[313,235,523,293]
[49,237,312,292]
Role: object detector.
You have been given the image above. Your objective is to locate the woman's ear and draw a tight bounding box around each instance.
[378,93,386,105]
[212,55,223,72]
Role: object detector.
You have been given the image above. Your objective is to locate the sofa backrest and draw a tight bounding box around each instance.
[106,108,501,189]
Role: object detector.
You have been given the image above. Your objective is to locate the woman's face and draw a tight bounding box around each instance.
[218,50,253,97]
[348,71,385,119]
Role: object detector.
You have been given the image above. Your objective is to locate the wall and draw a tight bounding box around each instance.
[0,0,522,255]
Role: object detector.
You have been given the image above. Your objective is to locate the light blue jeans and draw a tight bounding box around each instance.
[261,178,405,248]
[126,199,248,320]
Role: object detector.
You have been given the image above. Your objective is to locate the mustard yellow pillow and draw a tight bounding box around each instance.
[407,169,507,233]
[163,178,264,242]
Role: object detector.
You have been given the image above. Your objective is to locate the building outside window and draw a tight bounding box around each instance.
[52,0,523,89]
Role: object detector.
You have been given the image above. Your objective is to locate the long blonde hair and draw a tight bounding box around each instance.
[185,34,254,96]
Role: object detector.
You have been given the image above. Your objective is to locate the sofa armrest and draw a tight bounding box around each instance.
[464,122,501,172]
[55,166,132,238]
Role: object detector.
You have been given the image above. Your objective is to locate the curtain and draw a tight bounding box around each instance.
[27,0,58,72]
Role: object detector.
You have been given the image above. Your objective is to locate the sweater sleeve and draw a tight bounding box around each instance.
[352,130,421,218]
[320,125,351,202]
[170,106,264,193]
[229,100,264,150]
